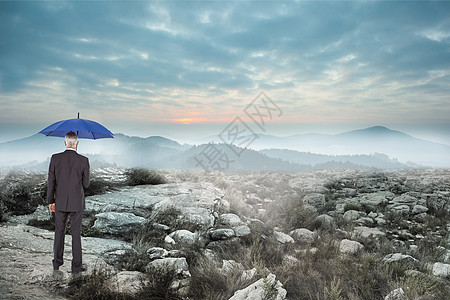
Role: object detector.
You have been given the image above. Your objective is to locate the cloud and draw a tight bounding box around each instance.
[1,0,450,138]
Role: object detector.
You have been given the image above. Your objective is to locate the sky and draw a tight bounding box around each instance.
[1,0,450,145]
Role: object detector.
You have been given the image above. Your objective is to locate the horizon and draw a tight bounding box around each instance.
[3,124,450,148]
[1,1,450,146]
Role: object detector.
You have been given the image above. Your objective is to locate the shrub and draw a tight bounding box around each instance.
[392,271,450,299]
[27,217,55,231]
[135,265,180,300]
[188,256,253,299]
[84,177,121,197]
[126,168,167,186]
[66,268,126,300]
[267,193,318,232]
[0,173,46,217]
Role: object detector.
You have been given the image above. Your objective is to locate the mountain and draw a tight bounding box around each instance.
[1,126,448,170]
[260,149,411,169]
[228,126,450,167]
[0,133,189,169]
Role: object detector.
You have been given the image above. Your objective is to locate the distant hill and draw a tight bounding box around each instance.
[260,149,411,169]
[1,126,448,170]
[229,126,450,167]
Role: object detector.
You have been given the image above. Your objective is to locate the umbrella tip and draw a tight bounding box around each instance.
[77,112,80,118]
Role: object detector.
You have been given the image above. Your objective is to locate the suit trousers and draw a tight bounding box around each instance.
[53,210,83,273]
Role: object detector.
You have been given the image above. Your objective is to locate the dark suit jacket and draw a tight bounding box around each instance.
[47,149,90,212]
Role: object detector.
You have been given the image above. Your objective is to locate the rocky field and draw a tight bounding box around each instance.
[0,167,449,299]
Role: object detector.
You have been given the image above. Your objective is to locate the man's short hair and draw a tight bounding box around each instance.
[65,131,78,147]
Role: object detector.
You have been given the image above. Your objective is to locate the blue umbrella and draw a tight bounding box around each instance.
[39,113,114,139]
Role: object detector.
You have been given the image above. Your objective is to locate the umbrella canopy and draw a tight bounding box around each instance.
[39,114,114,139]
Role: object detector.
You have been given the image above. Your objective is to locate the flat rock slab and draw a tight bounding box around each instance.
[86,182,223,214]
[0,223,129,299]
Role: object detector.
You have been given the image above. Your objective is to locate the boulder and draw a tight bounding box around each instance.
[209,228,236,241]
[164,235,176,245]
[168,230,197,245]
[93,212,145,235]
[375,217,387,225]
[86,182,224,231]
[343,210,361,222]
[289,228,315,244]
[382,253,419,268]
[233,225,251,237]
[106,271,148,295]
[314,214,334,228]
[229,273,287,300]
[146,257,190,277]
[359,192,391,210]
[368,211,378,218]
[274,231,294,244]
[412,205,428,214]
[339,239,364,254]
[389,194,418,207]
[389,205,410,215]
[353,226,385,239]
[356,217,374,226]
[432,262,450,277]
[146,247,169,260]
[384,288,407,300]
[220,213,243,226]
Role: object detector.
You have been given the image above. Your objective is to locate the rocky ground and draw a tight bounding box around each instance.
[0,167,449,299]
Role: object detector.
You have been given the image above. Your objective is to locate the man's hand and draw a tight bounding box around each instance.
[49,203,55,212]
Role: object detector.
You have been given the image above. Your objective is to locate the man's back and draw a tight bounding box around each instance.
[47,150,90,212]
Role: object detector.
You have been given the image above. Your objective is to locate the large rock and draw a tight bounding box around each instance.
[86,182,224,230]
[229,273,287,300]
[343,210,362,222]
[274,231,294,244]
[383,253,419,268]
[233,225,251,237]
[353,226,385,238]
[168,230,197,245]
[220,213,243,226]
[289,228,315,244]
[210,228,236,241]
[93,212,145,235]
[314,214,334,229]
[359,192,392,210]
[339,239,364,254]
[147,247,169,260]
[387,194,418,210]
[412,205,428,214]
[146,257,190,276]
[106,271,148,295]
[432,262,450,277]
[384,288,407,300]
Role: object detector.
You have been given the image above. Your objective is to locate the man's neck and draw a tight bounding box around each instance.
[66,147,77,151]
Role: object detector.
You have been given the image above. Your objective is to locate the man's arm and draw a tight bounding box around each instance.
[82,158,90,189]
[47,156,56,211]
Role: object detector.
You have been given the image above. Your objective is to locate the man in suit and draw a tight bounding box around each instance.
[47,131,90,274]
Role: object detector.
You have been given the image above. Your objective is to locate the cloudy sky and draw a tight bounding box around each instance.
[1,0,450,144]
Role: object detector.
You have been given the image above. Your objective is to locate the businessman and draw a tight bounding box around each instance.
[47,131,90,274]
